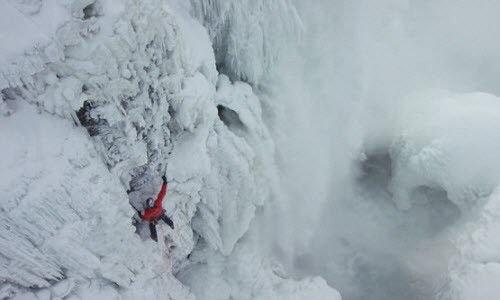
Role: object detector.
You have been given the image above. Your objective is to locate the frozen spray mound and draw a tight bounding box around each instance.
[388,92,500,300]
[389,91,500,211]
[282,88,500,300]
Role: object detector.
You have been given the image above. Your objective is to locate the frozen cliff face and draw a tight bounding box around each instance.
[0,101,193,299]
[0,0,339,299]
[190,0,302,86]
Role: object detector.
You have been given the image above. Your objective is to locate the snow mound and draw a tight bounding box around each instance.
[354,90,500,298]
[386,91,500,211]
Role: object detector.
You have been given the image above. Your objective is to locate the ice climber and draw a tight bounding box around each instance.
[139,175,175,242]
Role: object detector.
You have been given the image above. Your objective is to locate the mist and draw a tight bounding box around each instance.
[256,1,500,299]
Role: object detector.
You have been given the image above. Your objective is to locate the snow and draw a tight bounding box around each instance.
[444,187,500,300]
[387,91,500,211]
[191,0,302,86]
[177,242,341,300]
[5,0,500,299]
[0,1,69,88]
[0,2,48,65]
[0,0,339,299]
[0,102,191,299]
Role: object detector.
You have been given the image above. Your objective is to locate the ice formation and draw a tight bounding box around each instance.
[3,0,500,299]
[0,0,338,299]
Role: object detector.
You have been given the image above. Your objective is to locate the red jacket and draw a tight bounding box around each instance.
[141,183,168,221]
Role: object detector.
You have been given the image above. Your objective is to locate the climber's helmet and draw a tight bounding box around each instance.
[146,198,154,208]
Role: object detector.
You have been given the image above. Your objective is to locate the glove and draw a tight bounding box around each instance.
[162,175,167,183]
[167,219,175,229]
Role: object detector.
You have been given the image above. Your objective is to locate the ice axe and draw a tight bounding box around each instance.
[161,145,174,181]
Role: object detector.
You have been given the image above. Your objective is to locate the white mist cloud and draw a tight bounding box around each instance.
[256,1,500,299]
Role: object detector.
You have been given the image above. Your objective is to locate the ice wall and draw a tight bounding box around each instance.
[0,0,339,299]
